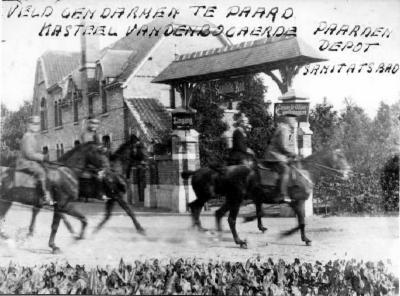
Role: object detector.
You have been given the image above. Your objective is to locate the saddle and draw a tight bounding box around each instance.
[257,161,282,186]
[257,161,299,187]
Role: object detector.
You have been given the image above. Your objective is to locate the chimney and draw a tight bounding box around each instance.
[80,21,100,105]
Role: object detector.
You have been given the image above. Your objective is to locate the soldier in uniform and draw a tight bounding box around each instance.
[80,118,100,144]
[227,113,255,166]
[264,114,298,203]
[16,116,54,206]
[80,117,109,201]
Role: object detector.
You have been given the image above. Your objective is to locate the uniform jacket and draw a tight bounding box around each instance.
[264,123,296,162]
[227,127,254,165]
[80,130,100,144]
[16,132,45,170]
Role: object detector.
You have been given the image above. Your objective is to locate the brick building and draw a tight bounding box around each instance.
[32,17,230,160]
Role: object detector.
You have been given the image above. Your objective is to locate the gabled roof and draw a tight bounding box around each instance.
[153,37,327,84]
[38,16,229,91]
[98,49,133,78]
[125,98,171,142]
[40,51,80,89]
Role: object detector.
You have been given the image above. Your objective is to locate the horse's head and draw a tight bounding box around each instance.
[111,136,149,167]
[130,140,149,164]
[325,149,352,180]
[60,143,108,170]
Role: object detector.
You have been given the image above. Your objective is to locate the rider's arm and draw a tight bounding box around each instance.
[21,135,44,162]
[277,126,297,158]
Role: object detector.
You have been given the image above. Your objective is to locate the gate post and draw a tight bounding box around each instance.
[171,108,200,213]
[275,89,313,217]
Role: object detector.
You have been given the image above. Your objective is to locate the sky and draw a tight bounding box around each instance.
[1,0,400,118]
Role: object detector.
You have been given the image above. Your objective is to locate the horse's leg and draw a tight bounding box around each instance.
[59,203,88,240]
[0,200,12,240]
[227,202,247,248]
[61,214,75,235]
[28,206,40,237]
[48,210,62,253]
[93,199,115,233]
[115,195,145,235]
[255,200,267,233]
[294,200,311,245]
[215,202,229,232]
[188,198,207,231]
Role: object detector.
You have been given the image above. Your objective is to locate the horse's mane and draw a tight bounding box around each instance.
[59,142,95,162]
[110,141,131,161]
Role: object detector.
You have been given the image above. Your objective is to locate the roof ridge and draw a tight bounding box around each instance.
[175,36,296,62]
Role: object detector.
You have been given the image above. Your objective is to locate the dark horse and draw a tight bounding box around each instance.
[27,135,148,237]
[0,143,107,253]
[182,149,351,248]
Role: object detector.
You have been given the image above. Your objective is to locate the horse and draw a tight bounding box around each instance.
[182,149,351,248]
[27,135,148,237]
[0,143,107,253]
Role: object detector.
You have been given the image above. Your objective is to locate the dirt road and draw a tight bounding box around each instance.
[0,202,398,274]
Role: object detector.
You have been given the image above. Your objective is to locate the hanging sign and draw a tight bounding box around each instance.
[274,102,309,122]
[172,108,195,130]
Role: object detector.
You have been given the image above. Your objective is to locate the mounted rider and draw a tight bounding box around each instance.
[79,117,109,201]
[80,117,101,144]
[264,114,298,203]
[226,113,255,166]
[16,116,54,206]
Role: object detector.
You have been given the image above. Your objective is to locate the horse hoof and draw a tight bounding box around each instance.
[26,232,34,238]
[74,235,84,241]
[52,247,61,254]
[138,228,146,236]
[259,227,268,233]
[305,241,312,246]
[238,240,248,249]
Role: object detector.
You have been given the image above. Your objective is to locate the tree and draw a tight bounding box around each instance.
[337,99,372,173]
[236,75,274,158]
[309,98,339,153]
[190,85,228,166]
[1,100,32,150]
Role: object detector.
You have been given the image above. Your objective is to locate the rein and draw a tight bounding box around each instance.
[306,161,346,176]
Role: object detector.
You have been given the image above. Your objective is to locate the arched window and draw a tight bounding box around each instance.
[73,91,79,123]
[102,135,111,149]
[40,97,47,130]
[56,144,60,160]
[60,143,64,156]
[58,100,62,126]
[54,101,58,127]
[88,96,94,117]
[101,80,107,113]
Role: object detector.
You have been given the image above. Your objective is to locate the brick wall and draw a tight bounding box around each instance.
[35,81,127,160]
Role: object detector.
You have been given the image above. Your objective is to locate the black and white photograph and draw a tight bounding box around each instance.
[0,0,399,294]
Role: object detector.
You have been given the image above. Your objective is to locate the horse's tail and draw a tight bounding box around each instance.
[181,171,196,180]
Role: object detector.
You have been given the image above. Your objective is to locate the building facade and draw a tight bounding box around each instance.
[32,18,229,161]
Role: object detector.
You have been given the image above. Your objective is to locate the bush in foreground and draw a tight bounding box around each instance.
[0,257,398,295]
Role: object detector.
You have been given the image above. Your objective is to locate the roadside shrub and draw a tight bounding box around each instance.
[0,257,398,295]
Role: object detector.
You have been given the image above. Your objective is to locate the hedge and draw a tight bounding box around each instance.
[0,257,398,295]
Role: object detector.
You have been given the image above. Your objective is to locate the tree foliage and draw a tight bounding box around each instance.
[190,85,228,166]
[236,75,274,158]
[1,101,32,150]
[309,100,339,153]
[311,98,400,213]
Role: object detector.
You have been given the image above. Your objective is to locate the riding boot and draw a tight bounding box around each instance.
[280,172,291,203]
[40,180,55,206]
[42,190,54,206]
